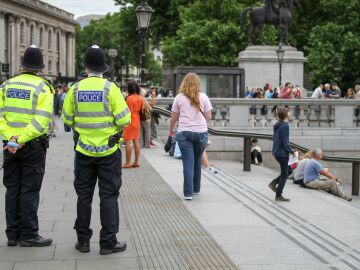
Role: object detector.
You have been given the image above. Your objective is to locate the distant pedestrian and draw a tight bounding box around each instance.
[345,88,355,99]
[279,82,294,99]
[123,81,142,168]
[268,107,294,202]
[294,84,302,99]
[354,85,360,99]
[311,84,324,99]
[149,87,159,146]
[251,139,263,166]
[169,73,212,200]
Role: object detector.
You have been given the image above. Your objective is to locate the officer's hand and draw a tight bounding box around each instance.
[4,136,21,154]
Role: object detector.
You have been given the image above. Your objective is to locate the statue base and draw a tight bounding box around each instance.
[237,46,307,91]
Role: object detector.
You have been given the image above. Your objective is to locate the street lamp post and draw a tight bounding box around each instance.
[108,49,118,81]
[276,44,285,88]
[136,1,154,84]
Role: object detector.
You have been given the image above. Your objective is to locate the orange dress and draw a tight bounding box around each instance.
[123,94,142,140]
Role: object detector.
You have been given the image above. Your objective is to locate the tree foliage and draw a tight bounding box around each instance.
[75,10,162,84]
[290,0,360,86]
[162,0,272,67]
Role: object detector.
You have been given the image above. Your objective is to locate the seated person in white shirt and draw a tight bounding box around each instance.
[293,151,313,185]
[251,139,263,166]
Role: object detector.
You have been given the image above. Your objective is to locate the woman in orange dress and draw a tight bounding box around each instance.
[123,81,142,168]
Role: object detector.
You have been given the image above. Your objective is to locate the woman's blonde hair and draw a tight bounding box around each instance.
[179,73,201,110]
[304,151,313,159]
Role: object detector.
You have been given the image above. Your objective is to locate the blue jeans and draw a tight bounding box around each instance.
[176,131,208,197]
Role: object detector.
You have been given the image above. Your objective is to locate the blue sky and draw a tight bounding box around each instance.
[43,0,120,18]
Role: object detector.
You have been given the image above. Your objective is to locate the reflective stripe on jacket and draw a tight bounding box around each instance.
[61,76,131,157]
[0,73,54,144]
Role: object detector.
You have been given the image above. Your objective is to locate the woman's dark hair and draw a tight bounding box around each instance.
[251,139,258,143]
[127,80,140,95]
[278,107,289,121]
[285,82,292,88]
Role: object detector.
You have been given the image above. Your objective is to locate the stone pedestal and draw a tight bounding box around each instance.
[237,46,306,89]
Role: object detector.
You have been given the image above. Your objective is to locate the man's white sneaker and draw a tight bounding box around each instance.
[193,192,199,196]
[184,196,193,200]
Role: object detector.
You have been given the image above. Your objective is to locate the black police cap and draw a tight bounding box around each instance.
[21,45,45,71]
[82,45,108,73]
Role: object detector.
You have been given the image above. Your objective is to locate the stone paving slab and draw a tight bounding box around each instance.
[0,129,241,269]
[141,145,360,270]
[13,260,76,270]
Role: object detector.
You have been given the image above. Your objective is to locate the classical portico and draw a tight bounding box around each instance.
[0,0,77,81]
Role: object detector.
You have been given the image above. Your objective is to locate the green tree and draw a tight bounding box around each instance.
[114,0,196,46]
[290,0,360,87]
[75,10,162,84]
[162,0,272,67]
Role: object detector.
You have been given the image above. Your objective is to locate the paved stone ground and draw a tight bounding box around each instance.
[142,146,360,270]
[0,130,238,270]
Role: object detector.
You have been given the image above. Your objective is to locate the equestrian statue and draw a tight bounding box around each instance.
[240,0,301,45]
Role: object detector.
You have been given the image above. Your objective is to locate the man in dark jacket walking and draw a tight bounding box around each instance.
[268,106,294,201]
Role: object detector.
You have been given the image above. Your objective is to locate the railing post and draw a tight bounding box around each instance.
[352,163,360,196]
[243,137,251,172]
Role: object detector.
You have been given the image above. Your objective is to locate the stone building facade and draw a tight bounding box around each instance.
[0,0,77,81]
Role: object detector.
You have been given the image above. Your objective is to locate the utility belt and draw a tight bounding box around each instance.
[72,130,123,149]
[108,131,123,148]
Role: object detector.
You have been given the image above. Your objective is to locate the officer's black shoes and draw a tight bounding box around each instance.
[19,235,53,247]
[7,240,18,246]
[99,242,127,255]
[75,242,90,253]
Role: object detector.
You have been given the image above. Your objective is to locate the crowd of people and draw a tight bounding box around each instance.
[245,82,360,99]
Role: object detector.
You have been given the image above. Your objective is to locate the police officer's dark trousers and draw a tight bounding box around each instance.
[3,140,46,241]
[74,149,122,249]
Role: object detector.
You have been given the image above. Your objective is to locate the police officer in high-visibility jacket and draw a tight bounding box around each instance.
[62,45,131,255]
[0,45,53,247]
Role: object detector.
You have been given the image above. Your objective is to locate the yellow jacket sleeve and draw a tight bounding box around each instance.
[110,83,131,127]
[0,81,13,141]
[18,84,54,144]
[61,87,75,128]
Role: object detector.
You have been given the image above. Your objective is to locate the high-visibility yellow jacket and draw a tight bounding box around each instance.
[0,73,54,144]
[62,76,131,157]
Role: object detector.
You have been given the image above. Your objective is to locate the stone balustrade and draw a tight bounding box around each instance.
[156,98,360,128]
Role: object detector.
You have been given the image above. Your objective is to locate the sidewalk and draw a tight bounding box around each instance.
[0,130,237,270]
[142,145,360,270]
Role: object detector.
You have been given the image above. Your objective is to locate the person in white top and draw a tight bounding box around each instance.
[311,84,324,99]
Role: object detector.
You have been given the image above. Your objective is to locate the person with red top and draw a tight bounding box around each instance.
[280,82,294,99]
[123,81,142,168]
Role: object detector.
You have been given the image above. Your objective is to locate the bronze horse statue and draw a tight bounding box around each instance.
[240,0,301,45]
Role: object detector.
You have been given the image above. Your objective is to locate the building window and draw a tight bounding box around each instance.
[39,28,43,47]
[48,29,52,50]
[30,25,34,45]
[20,22,25,44]
[56,32,60,51]
[48,61,52,74]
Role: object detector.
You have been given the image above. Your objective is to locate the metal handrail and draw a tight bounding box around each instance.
[153,106,360,196]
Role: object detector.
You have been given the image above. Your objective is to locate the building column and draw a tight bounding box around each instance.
[8,15,16,77]
[71,33,75,77]
[61,31,66,77]
[0,12,5,64]
[66,32,70,77]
